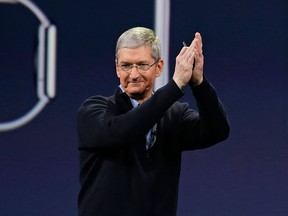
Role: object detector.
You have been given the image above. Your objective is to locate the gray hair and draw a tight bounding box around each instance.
[115,27,161,60]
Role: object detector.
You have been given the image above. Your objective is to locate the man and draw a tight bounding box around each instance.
[77,27,230,216]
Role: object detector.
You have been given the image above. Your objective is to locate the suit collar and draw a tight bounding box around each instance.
[114,86,133,113]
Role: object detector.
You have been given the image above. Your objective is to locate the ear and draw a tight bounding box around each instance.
[115,60,121,78]
[155,59,164,77]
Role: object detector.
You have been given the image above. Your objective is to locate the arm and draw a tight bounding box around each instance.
[173,32,229,149]
[77,80,184,151]
[183,78,230,150]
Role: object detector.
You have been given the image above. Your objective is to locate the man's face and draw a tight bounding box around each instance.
[115,45,163,101]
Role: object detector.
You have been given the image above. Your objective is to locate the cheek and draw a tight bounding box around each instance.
[145,74,156,86]
[118,74,129,86]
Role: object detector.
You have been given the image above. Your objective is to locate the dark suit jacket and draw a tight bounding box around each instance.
[77,78,230,216]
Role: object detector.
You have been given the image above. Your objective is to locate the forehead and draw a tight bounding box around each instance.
[117,45,153,62]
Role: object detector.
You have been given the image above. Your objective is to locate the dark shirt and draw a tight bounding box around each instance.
[77,78,230,216]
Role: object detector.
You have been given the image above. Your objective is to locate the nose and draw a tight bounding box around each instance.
[129,66,141,78]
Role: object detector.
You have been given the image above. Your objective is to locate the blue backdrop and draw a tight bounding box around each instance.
[0,0,287,215]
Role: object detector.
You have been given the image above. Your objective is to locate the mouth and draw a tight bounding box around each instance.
[128,81,143,85]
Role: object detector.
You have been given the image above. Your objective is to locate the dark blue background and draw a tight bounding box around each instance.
[0,0,287,215]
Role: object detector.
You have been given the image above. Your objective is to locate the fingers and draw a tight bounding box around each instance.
[180,38,196,63]
[182,32,203,61]
[172,32,204,88]
[194,32,203,54]
[191,32,204,85]
[190,32,203,66]
[195,32,202,45]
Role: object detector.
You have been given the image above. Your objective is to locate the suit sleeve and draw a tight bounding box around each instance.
[77,80,184,151]
[180,78,230,150]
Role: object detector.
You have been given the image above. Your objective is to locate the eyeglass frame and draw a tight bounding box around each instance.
[117,59,160,73]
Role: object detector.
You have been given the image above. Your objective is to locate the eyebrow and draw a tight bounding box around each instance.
[119,60,149,64]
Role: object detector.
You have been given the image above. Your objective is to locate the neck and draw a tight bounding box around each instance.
[130,92,153,104]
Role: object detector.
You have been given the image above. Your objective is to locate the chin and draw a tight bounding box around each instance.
[127,84,143,92]
[127,89,143,95]
[126,87,144,98]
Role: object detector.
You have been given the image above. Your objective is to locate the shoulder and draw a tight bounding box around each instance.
[78,94,115,114]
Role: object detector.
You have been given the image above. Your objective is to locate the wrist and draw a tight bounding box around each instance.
[191,76,203,86]
[172,77,185,89]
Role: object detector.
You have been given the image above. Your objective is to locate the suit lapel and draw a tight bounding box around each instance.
[114,87,133,114]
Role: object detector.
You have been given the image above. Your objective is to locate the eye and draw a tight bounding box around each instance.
[138,64,149,71]
[121,64,132,71]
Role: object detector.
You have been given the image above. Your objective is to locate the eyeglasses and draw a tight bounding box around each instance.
[117,59,159,73]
